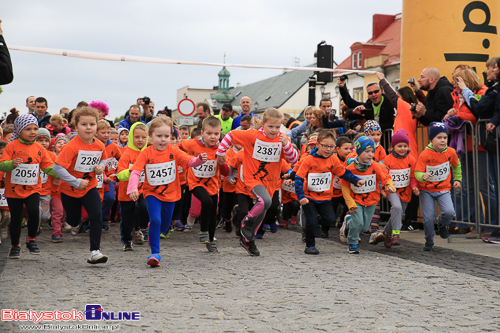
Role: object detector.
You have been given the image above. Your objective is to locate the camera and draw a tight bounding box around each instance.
[339,74,348,81]
[407,77,415,84]
[143,96,151,105]
[410,104,417,112]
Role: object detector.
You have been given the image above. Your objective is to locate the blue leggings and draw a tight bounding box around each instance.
[146,196,175,254]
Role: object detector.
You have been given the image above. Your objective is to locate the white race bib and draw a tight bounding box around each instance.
[307,172,332,192]
[281,180,295,193]
[11,164,39,185]
[107,158,118,171]
[146,161,176,186]
[252,139,282,162]
[40,170,49,184]
[351,174,376,194]
[332,175,342,190]
[390,168,411,188]
[129,163,145,183]
[0,188,7,207]
[426,162,450,182]
[192,160,217,178]
[96,173,103,189]
[74,151,102,173]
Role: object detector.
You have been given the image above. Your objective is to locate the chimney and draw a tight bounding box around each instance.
[236,82,241,88]
[372,14,396,40]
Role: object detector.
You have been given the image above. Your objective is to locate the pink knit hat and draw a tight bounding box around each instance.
[391,129,409,147]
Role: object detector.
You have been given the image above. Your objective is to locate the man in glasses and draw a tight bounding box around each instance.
[338,78,395,132]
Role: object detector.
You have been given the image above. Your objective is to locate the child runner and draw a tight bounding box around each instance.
[380,130,419,248]
[415,122,462,251]
[220,145,241,233]
[53,107,109,264]
[109,129,118,144]
[37,128,56,235]
[0,114,56,258]
[128,116,207,267]
[117,128,129,153]
[217,108,298,255]
[340,136,395,254]
[295,129,362,254]
[50,136,68,243]
[179,116,230,253]
[116,122,150,251]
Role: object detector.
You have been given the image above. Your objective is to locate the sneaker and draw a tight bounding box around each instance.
[206,241,218,253]
[348,244,359,254]
[269,222,278,233]
[186,214,196,228]
[254,233,263,239]
[239,238,260,256]
[123,241,133,251]
[400,222,415,232]
[51,235,63,243]
[304,247,319,255]
[9,245,20,259]
[280,220,288,228]
[240,223,254,242]
[224,220,232,233]
[160,231,170,239]
[173,221,185,231]
[198,231,209,244]
[263,224,271,231]
[183,225,192,232]
[339,215,350,243]
[383,232,392,248]
[392,234,400,245]
[63,222,72,231]
[369,231,385,245]
[487,237,500,244]
[132,230,144,245]
[436,223,449,239]
[147,253,161,267]
[71,224,81,236]
[26,240,40,254]
[290,216,297,225]
[87,250,108,264]
[423,243,434,251]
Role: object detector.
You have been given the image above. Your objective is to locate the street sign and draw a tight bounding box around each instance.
[178,98,196,117]
[179,117,194,126]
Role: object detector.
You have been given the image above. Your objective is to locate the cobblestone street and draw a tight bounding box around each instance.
[1,223,500,332]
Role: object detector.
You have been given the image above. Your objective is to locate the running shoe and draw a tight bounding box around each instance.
[198,231,209,244]
[87,250,108,264]
[51,235,63,243]
[147,253,161,267]
[26,240,40,254]
[304,247,319,255]
[206,241,218,253]
[383,232,392,248]
[423,242,434,251]
[239,238,260,256]
[348,244,359,254]
[9,245,20,259]
[173,221,185,231]
[123,241,133,251]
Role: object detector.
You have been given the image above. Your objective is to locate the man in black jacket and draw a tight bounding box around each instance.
[411,67,454,125]
[0,19,13,85]
[338,77,395,132]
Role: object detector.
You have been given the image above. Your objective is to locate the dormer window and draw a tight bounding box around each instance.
[357,52,362,68]
[352,53,357,69]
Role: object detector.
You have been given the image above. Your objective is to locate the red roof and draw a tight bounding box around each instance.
[337,14,401,70]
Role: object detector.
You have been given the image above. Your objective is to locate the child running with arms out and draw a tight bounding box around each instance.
[0,115,56,258]
[217,108,298,255]
[340,136,396,254]
[127,117,207,267]
[53,107,109,264]
[295,129,363,254]
[415,122,461,251]
[381,129,419,248]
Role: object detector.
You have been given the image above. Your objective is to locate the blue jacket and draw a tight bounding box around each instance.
[118,116,146,130]
[231,112,260,130]
[37,112,51,128]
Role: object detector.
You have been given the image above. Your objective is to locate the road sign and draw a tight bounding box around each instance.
[178,99,196,117]
[179,117,194,126]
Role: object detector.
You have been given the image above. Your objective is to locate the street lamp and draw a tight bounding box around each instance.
[320,85,326,96]
[254,101,259,111]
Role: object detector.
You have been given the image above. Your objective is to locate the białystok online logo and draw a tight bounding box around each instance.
[1,305,140,323]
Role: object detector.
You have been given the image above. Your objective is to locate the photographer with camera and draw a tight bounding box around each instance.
[409,67,454,125]
[338,76,395,132]
[119,104,146,130]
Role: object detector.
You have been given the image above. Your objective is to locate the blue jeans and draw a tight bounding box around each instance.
[302,200,335,248]
[420,190,455,245]
[146,196,175,254]
[347,203,376,245]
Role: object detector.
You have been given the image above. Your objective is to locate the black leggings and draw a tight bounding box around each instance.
[61,188,102,251]
[120,194,149,242]
[7,193,40,246]
[191,186,218,242]
[283,200,300,221]
[220,190,236,221]
[235,193,254,231]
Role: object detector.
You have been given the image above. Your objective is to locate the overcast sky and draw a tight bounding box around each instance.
[0,0,402,120]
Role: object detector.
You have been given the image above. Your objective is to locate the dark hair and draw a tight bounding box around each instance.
[397,87,418,105]
[179,125,190,132]
[190,127,202,138]
[0,141,7,150]
[35,97,48,106]
[196,102,211,114]
[6,108,19,124]
[319,97,331,105]
[241,115,252,122]
[336,136,351,148]
[76,101,88,108]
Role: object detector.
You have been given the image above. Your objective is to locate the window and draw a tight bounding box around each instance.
[353,87,364,102]
[357,52,362,68]
[352,53,357,69]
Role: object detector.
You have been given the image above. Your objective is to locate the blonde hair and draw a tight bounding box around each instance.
[202,116,221,131]
[73,107,99,126]
[148,116,173,136]
[262,107,283,124]
[307,107,325,132]
[50,113,64,125]
[133,123,148,135]
[97,119,111,130]
[453,69,482,92]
